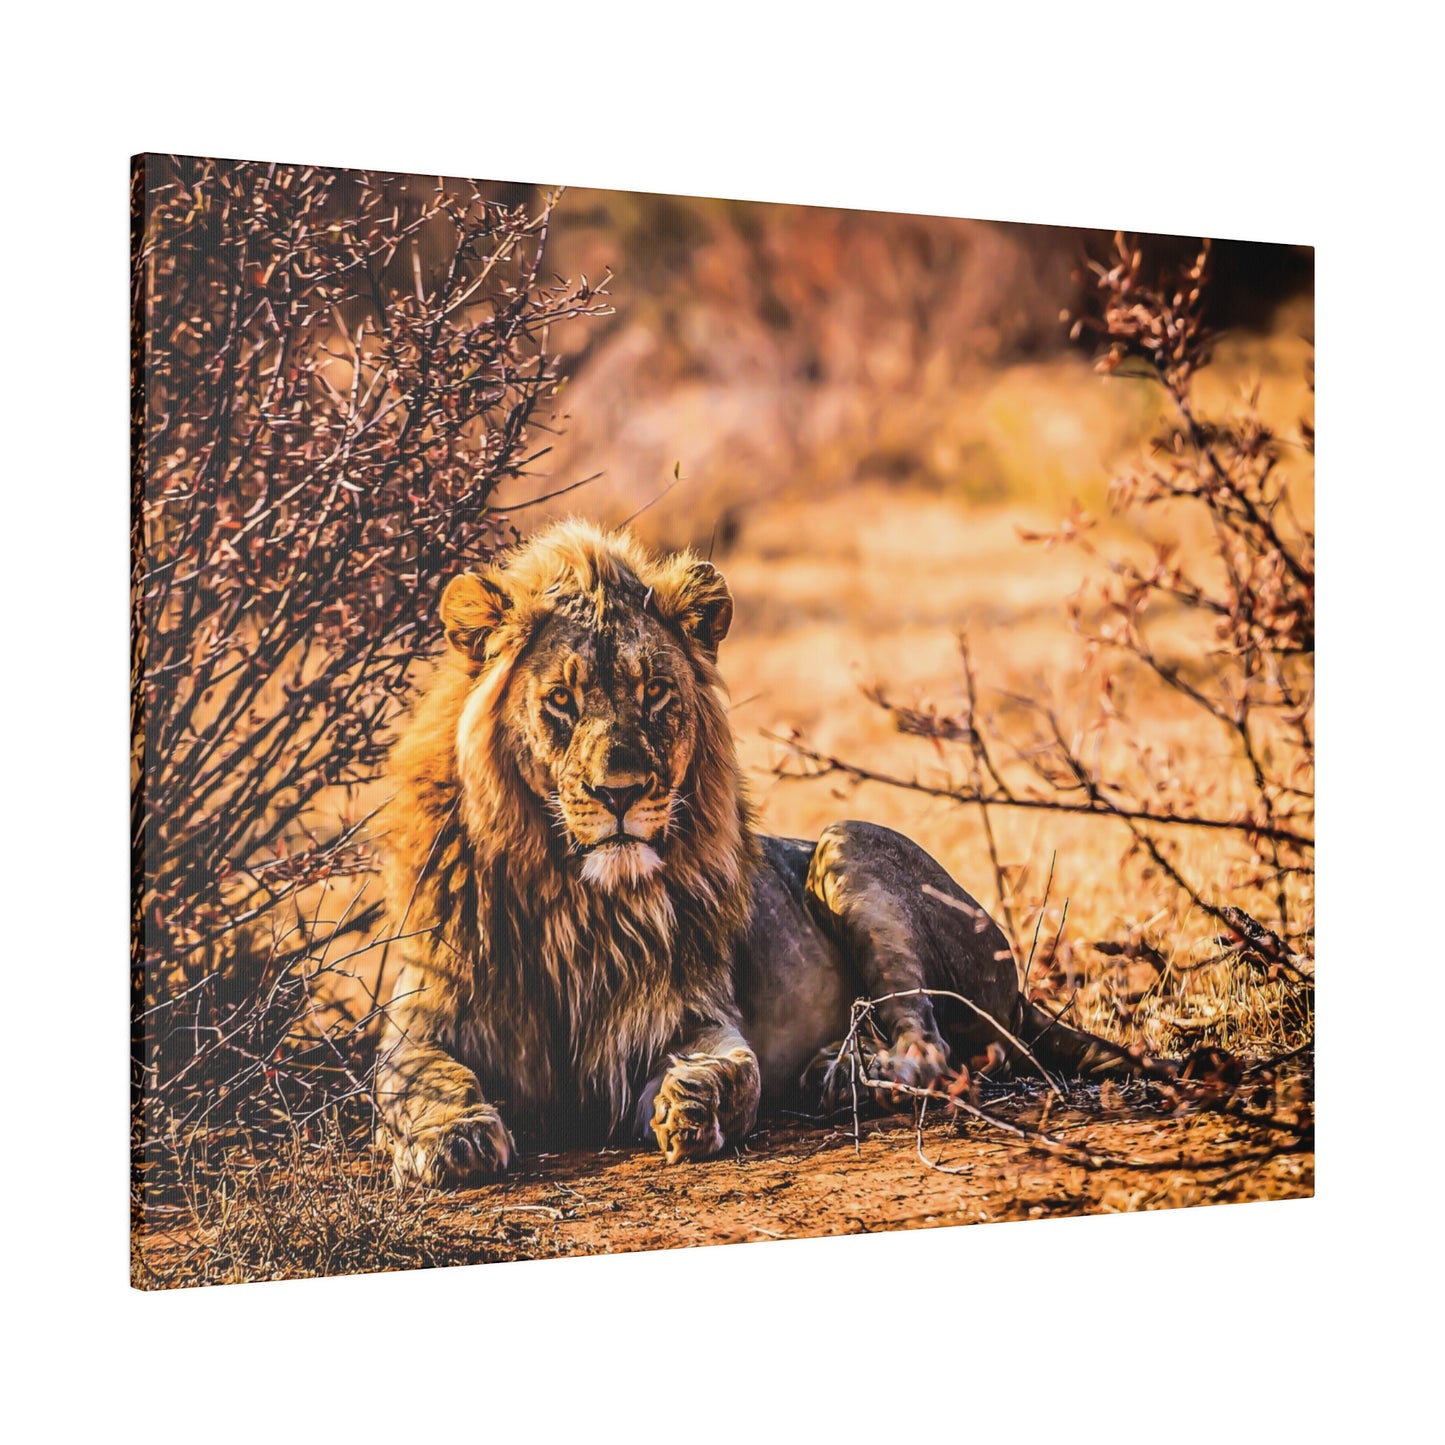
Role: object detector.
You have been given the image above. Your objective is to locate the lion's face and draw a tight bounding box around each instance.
[439,523,735,893]
[502,603,705,888]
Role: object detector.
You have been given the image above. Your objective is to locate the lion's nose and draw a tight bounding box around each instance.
[589,783,646,820]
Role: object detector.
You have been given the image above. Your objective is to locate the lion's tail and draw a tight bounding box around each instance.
[1012,998,1159,1080]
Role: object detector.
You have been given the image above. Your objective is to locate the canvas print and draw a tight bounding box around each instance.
[131,155,1314,1288]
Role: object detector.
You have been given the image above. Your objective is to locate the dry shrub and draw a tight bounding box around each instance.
[131,157,609,1197]
[133,1121,501,1289]
[774,236,1314,1060]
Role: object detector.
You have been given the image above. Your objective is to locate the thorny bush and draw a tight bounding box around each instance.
[775,237,1314,1055]
[131,157,609,1189]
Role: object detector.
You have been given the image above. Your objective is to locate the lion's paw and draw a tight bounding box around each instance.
[392,1107,515,1188]
[871,1029,949,1096]
[815,1029,949,1112]
[649,1049,759,1164]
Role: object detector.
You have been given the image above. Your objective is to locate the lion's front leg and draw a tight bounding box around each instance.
[644,1024,760,1164]
[375,963,515,1188]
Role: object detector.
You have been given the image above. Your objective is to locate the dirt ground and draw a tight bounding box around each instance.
[428,1077,1312,1264]
[135,1066,1312,1286]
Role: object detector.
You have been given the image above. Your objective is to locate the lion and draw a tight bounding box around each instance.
[375,519,1132,1185]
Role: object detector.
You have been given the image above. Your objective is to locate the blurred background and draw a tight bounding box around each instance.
[518,189,1312,539]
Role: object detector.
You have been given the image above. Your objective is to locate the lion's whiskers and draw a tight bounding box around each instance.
[545,793,588,854]
[665,790,693,836]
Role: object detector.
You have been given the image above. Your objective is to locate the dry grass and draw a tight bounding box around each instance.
[133,1119,508,1289]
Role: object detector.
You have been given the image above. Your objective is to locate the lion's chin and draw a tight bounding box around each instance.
[578,841,665,891]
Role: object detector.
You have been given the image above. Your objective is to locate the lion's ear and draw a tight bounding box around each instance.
[654,559,733,659]
[440,569,511,662]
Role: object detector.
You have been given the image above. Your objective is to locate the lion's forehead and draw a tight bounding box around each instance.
[522,605,681,692]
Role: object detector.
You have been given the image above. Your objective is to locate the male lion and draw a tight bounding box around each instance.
[376,519,1129,1185]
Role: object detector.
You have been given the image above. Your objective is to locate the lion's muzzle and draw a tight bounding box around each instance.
[562,774,672,845]
[559,773,674,888]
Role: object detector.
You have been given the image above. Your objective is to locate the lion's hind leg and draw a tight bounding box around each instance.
[804,821,1022,1099]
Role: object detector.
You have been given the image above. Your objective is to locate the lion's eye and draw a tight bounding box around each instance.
[544,686,576,716]
[644,678,671,710]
